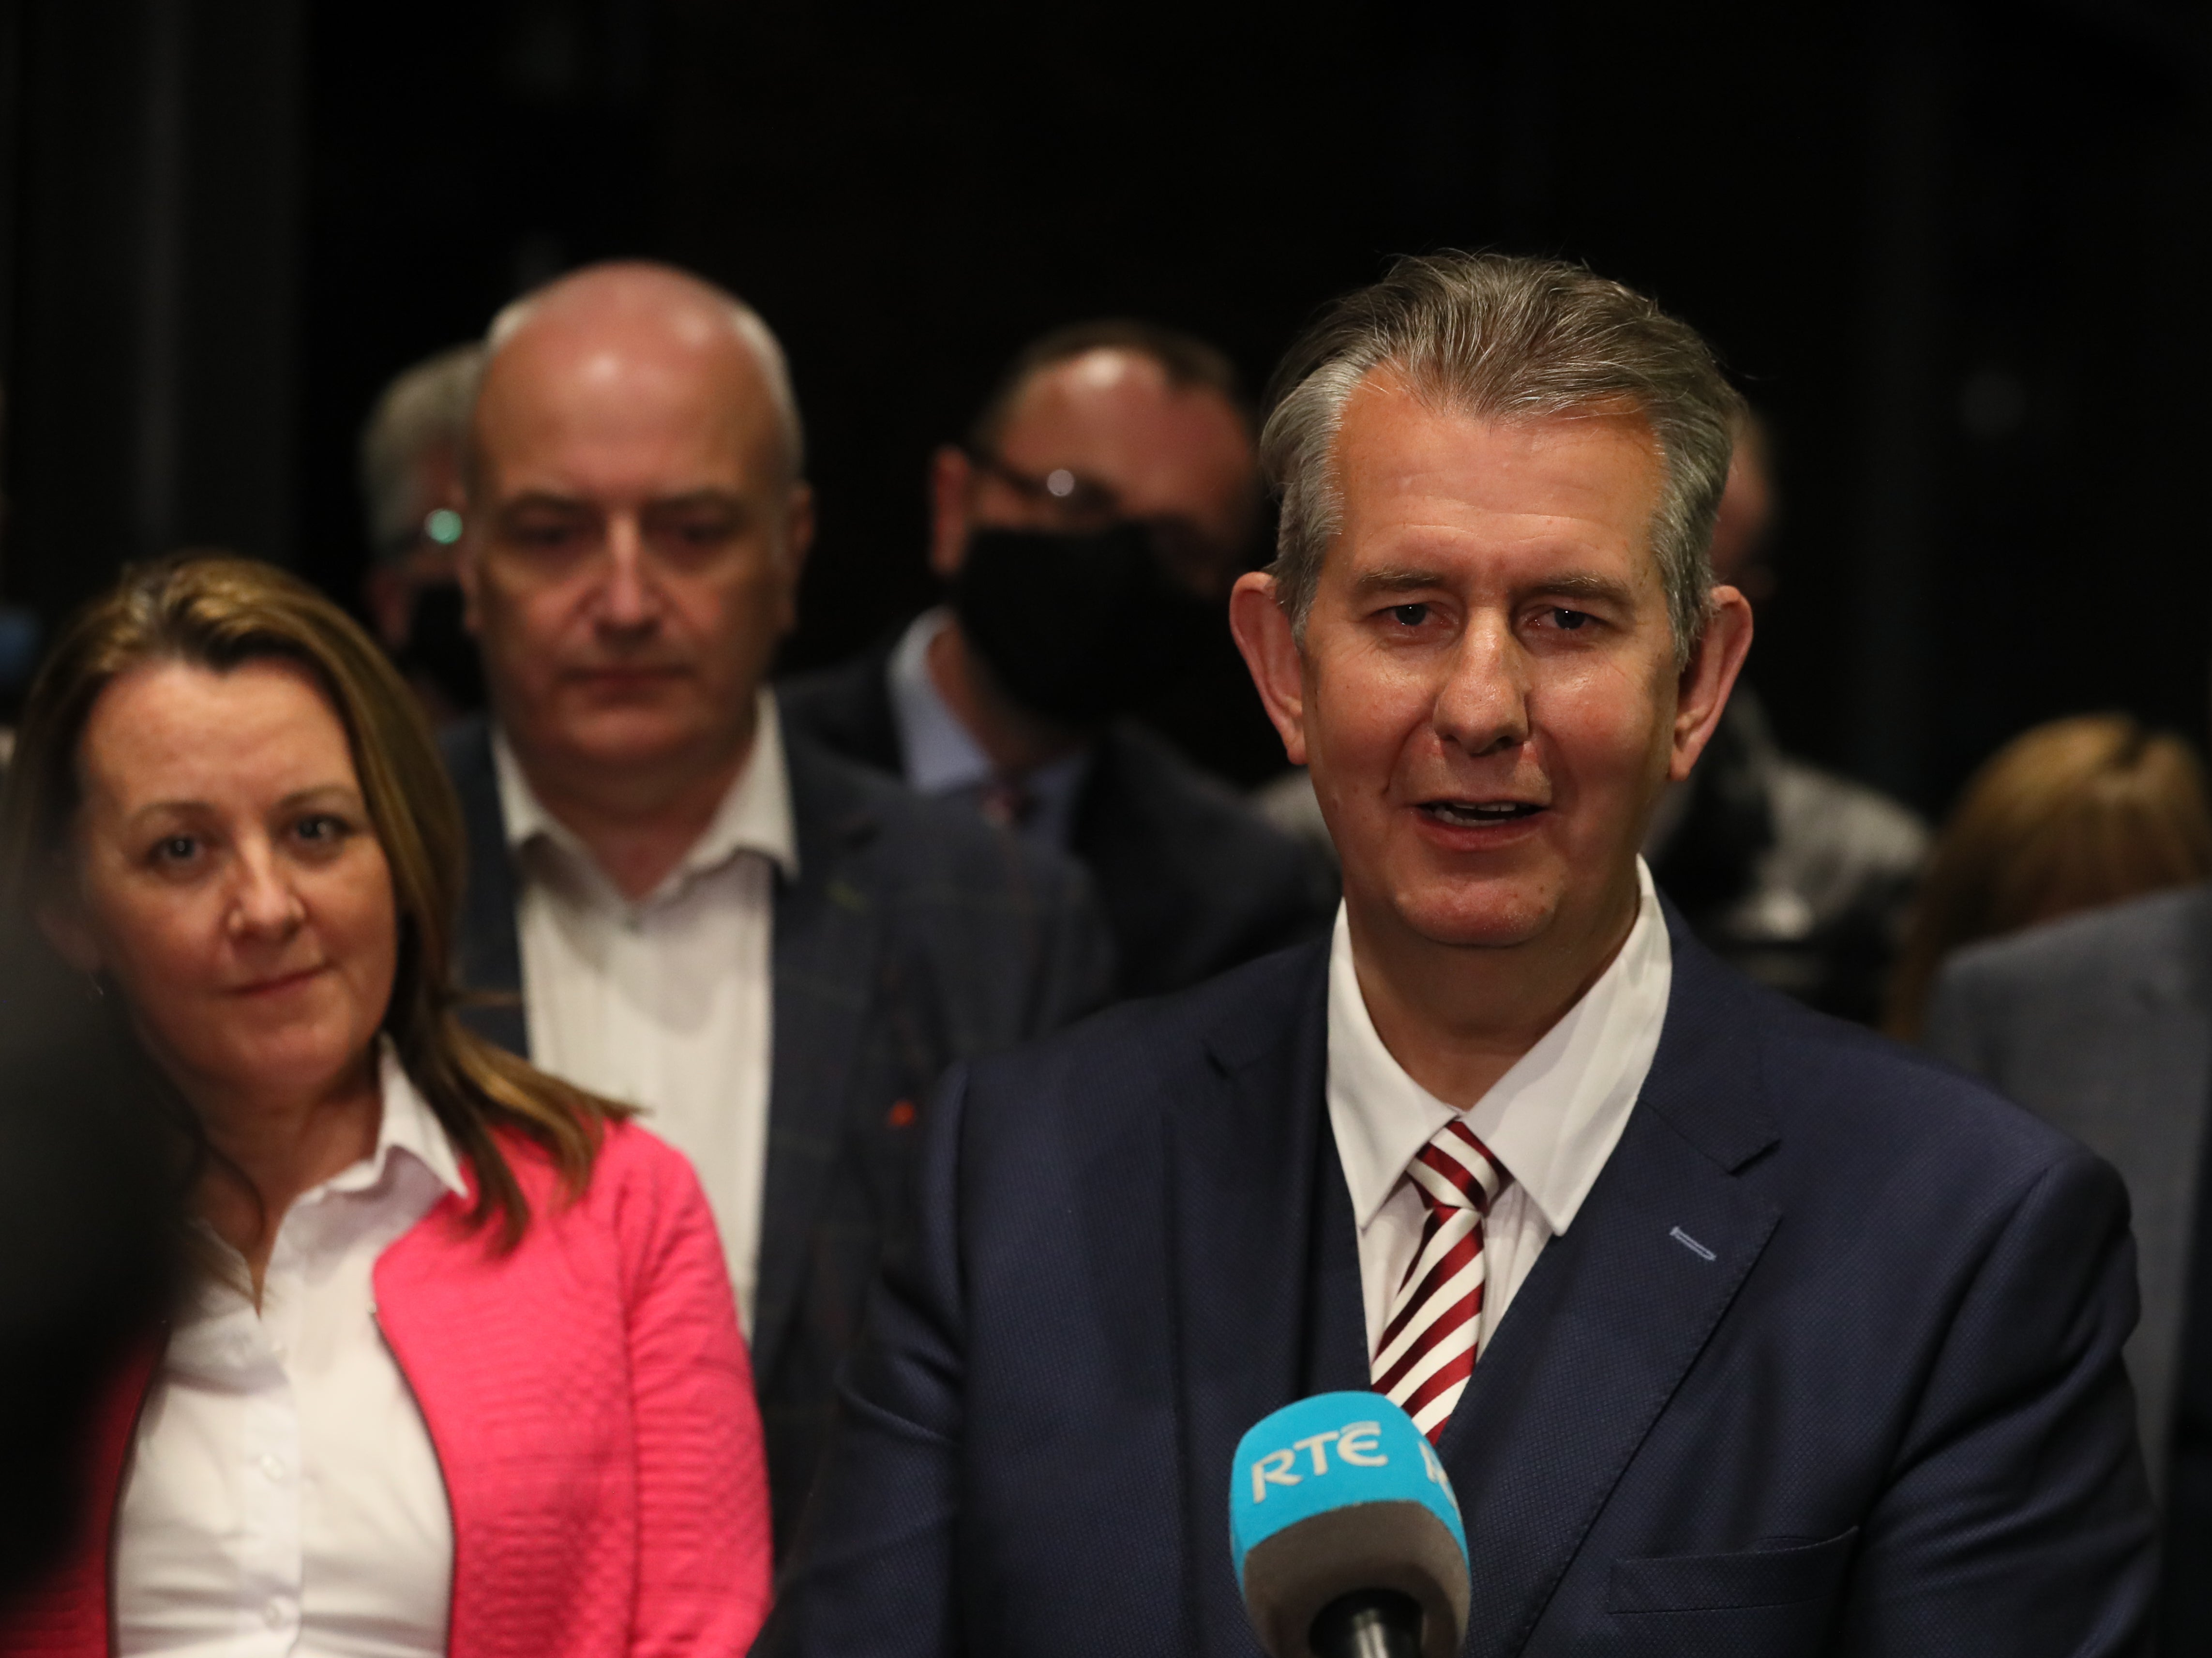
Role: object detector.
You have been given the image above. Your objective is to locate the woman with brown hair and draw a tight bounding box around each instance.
[1886,713,2212,1041]
[0,557,771,1656]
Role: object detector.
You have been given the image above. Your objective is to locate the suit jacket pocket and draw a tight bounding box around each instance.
[1607,1527,1858,1614]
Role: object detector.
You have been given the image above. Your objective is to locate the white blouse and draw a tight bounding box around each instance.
[114,1047,467,1658]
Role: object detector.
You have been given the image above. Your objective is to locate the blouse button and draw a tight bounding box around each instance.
[263,1601,286,1628]
[259,1453,286,1481]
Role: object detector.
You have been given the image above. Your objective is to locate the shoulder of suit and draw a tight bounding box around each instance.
[961,941,1321,1096]
[1726,989,2127,1251]
[775,643,899,768]
[784,719,1087,895]
[1661,924,2095,1182]
[1940,882,2212,1003]
[1096,725,1320,873]
[776,648,885,729]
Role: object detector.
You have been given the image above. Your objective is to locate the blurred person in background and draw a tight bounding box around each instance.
[0,377,46,732]
[359,343,488,726]
[1926,714,2212,1651]
[780,320,1334,998]
[0,557,771,1655]
[1641,411,1928,1024]
[0,365,177,1586]
[1889,713,2212,1040]
[451,262,1112,1550]
[0,915,177,1595]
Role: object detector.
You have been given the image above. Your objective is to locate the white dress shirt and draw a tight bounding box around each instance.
[497,688,796,1333]
[115,1046,467,1658]
[1326,858,1673,1360]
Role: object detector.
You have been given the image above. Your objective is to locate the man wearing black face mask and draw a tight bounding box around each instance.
[781,321,1335,996]
[358,342,490,727]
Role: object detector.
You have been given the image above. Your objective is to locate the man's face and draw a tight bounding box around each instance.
[930,348,1256,600]
[461,327,810,785]
[1239,381,1745,962]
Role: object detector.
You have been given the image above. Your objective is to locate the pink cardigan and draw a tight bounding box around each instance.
[2,1119,774,1657]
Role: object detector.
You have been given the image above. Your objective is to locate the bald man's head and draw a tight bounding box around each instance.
[458,260,815,811]
[476,260,804,488]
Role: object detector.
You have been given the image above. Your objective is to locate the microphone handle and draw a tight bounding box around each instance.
[1309,1589,1424,1658]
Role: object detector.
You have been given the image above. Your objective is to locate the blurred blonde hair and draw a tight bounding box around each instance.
[0,556,631,1245]
[1887,714,2212,1040]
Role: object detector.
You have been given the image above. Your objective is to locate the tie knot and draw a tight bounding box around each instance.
[1409,1119,1508,1219]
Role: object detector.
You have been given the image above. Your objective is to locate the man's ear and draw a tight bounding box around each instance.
[1668,584,1754,783]
[927,446,974,582]
[1229,572,1308,768]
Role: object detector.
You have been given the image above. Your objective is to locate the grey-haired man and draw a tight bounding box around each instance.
[767,254,2152,1657]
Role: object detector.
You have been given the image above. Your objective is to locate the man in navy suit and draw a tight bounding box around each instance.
[765,255,2155,1655]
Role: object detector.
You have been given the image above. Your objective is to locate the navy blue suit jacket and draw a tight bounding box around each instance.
[767,911,2155,1656]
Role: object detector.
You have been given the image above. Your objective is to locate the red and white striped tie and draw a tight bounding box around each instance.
[1370,1119,1511,1442]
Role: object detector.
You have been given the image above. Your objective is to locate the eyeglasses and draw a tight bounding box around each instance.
[962,446,1256,594]
[963,448,1124,530]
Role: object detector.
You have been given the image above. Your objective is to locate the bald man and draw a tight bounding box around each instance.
[782,321,1334,997]
[442,262,1113,1550]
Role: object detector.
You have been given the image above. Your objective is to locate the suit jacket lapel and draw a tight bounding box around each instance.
[750,728,884,1387]
[1438,918,1782,1658]
[1304,1114,1372,1397]
[446,718,530,1057]
[1169,945,1359,1656]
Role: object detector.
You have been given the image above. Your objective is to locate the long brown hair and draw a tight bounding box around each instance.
[1887,713,2212,1040]
[0,556,631,1245]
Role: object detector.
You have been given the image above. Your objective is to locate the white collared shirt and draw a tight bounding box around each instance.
[1326,859,1673,1360]
[115,1046,469,1658]
[496,688,796,1333]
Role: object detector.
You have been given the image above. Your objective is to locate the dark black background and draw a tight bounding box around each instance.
[2,0,2207,813]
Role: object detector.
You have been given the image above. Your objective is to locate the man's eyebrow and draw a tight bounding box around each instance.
[642,489,747,512]
[1538,571,1638,606]
[497,489,746,513]
[496,490,596,515]
[1348,567,1447,598]
[1346,567,1640,606]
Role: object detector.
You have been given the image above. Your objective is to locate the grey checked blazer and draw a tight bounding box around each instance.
[439,712,1116,1552]
[1926,883,2212,1482]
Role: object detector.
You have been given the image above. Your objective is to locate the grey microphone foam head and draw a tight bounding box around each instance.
[1229,1395,1472,1658]
[1240,1500,1469,1658]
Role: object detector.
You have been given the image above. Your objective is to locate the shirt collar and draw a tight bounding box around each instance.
[1325,857,1673,1238]
[314,1038,471,1203]
[491,687,799,899]
[887,607,997,796]
[883,606,1092,847]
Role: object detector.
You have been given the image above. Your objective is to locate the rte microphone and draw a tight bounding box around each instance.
[1228,1392,1470,1658]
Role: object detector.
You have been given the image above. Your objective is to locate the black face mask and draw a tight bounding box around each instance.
[950,523,1219,727]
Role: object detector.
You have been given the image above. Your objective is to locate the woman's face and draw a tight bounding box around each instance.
[45,657,398,1114]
